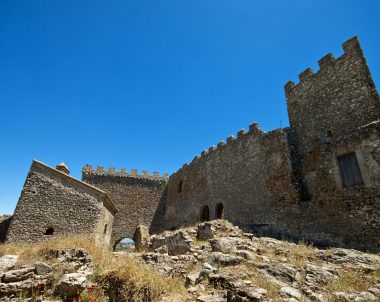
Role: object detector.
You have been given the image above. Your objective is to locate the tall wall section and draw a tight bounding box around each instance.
[6,161,116,245]
[163,37,380,252]
[163,124,302,233]
[284,36,380,251]
[82,166,168,247]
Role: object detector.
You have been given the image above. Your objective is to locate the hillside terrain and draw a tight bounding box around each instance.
[0,220,379,301]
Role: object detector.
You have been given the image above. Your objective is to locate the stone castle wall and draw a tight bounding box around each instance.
[5,36,379,252]
[162,37,380,252]
[82,167,168,247]
[6,161,116,245]
[283,36,380,251]
[163,126,300,232]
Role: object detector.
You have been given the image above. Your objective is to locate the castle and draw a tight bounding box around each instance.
[2,36,379,252]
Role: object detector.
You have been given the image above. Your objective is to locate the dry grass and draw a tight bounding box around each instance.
[249,269,281,301]
[260,240,317,269]
[326,266,380,293]
[0,235,110,267]
[0,236,186,302]
[98,255,186,301]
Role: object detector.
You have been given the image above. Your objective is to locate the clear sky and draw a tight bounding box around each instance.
[0,0,379,214]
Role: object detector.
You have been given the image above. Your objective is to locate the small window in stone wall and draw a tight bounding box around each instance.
[104,224,108,234]
[44,227,54,235]
[178,181,183,193]
[337,152,364,188]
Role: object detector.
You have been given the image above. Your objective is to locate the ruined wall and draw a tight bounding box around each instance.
[164,124,301,232]
[284,36,380,251]
[82,167,168,247]
[6,161,116,245]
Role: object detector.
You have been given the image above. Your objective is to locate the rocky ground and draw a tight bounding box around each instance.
[0,219,379,301]
[132,220,380,302]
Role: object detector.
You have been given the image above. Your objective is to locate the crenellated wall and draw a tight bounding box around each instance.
[163,123,302,233]
[5,36,379,252]
[285,36,380,154]
[82,166,168,248]
[162,36,380,251]
[283,36,380,251]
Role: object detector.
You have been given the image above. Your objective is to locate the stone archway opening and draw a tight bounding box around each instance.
[200,205,210,222]
[114,237,135,252]
[215,203,224,219]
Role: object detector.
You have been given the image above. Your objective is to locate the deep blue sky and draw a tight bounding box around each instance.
[1,1,379,214]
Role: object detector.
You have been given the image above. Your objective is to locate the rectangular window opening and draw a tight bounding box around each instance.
[337,152,364,188]
[104,224,108,234]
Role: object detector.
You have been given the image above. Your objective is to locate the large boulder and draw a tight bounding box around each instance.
[209,237,237,254]
[0,255,18,272]
[35,262,53,275]
[197,222,214,241]
[151,231,193,256]
[54,273,88,298]
[209,252,243,266]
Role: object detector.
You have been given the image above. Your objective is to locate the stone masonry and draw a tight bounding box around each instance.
[3,36,380,252]
[163,37,380,252]
[5,160,117,245]
[82,166,168,248]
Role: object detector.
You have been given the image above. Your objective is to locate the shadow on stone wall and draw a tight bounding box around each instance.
[0,216,12,243]
[149,186,168,234]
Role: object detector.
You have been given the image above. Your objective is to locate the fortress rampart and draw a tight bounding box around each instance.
[163,126,301,232]
[162,37,380,251]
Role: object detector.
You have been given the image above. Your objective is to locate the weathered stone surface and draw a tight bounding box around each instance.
[133,225,150,252]
[317,249,380,268]
[260,263,300,285]
[54,273,88,297]
[1,267,34,283]
[82,167,168,248]
[280,286,302,300]
[0,255,18,272]
[197,222,214,241]
[6,161,116,246]
[151,231,193,256]
[35,262,53,275]
[209,237,237,254]
[197,294,225,302]
[209,252,243,266]
[304,263,337,289]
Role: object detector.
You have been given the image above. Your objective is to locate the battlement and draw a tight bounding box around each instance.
[82,165,169,181]
[174,121,274,175]
[285,36,362,98]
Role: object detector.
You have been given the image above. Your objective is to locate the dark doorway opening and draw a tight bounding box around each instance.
[215,203,224,219]
[44,227,54,235]
[200,205,210,222]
